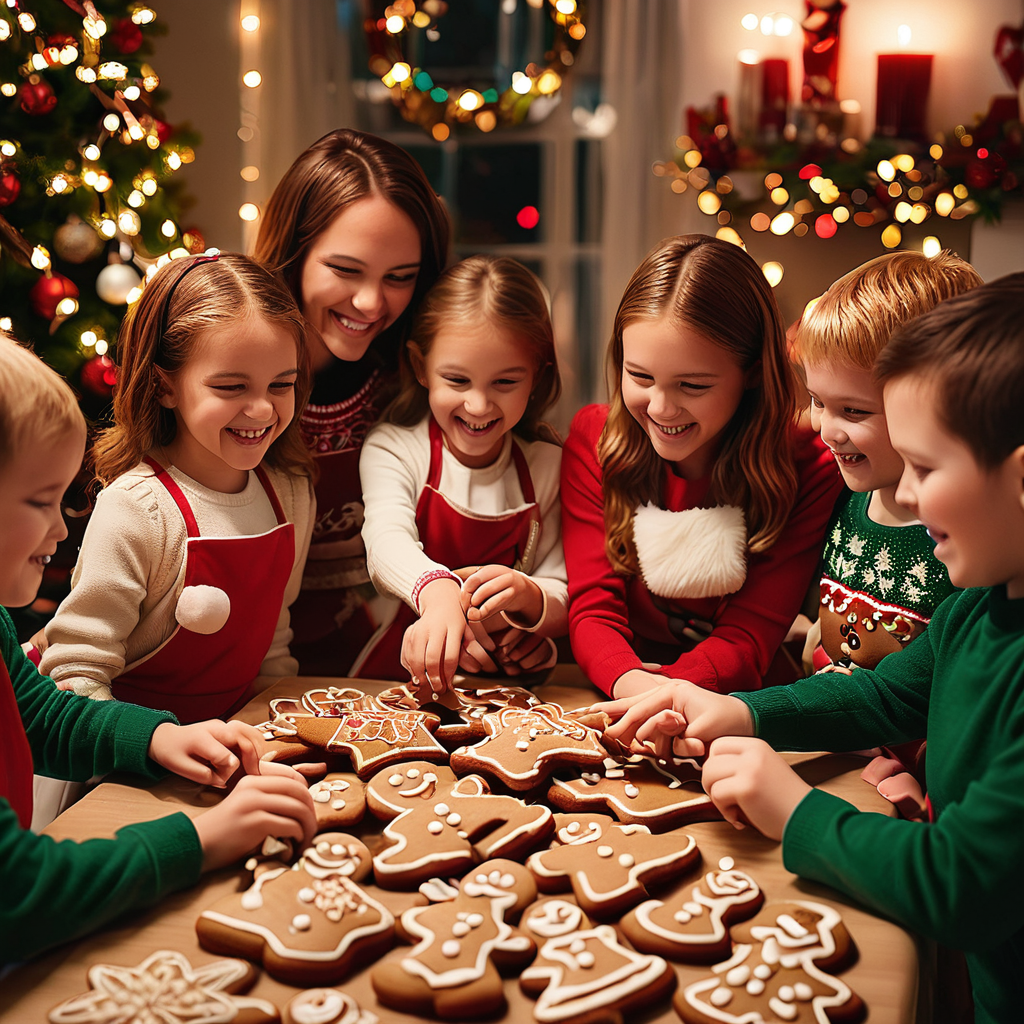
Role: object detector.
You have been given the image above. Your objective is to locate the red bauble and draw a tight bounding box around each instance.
[154,118,173,144]
[0,170,19,207]
[182,227,206,254]
[80,354,117,397]
[109,18,143,54]
[19,79,57,116]
[965,159,997,190]
[29,274,79,320]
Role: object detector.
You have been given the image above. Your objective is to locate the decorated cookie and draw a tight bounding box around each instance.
[526,813,700,920]
[449,703,610,791]
[283,989,378,1024]
[371,859,538,1020]
[47,950,278,1024]
[309,772,366,831]
[620,857,763,963]
[519,896,677,1023]
[264,687,447,779]
[548,753,719,830]
[377,682,542,747]
[674,900,865,1024]
[365,760,554,889]
[196,833,394,985]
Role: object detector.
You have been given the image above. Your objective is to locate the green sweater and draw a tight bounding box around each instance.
[0,606,203,966]
[739,586,1024,1024]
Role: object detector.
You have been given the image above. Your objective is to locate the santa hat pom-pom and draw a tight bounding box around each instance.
[633,503,748,600]
[175,584,231,634]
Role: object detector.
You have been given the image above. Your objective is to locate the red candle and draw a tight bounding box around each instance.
[760,58,790,132]
[875,52,933,139]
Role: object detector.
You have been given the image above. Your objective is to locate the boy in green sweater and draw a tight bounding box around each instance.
[600,273,1024,1024]
[0,333,317,965]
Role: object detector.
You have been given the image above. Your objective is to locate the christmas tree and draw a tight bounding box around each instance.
[0,0,200,419]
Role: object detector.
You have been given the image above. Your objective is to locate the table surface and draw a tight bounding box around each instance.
[0,668,921,1023]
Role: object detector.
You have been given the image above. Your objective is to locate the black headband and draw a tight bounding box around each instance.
[155,251,220,358]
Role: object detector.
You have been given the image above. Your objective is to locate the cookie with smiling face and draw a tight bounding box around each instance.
[308,772,366,832]
[365,761,554,889]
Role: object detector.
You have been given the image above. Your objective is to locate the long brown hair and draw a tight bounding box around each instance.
[92,252,314,486]
[252,128,451,369]
[384,255,561,445]
[600,235,800,574]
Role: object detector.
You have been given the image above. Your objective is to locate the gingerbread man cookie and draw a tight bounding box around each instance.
[450,703,610,791]
[549,753,719,830]
[47,950,278,1024]
[620,857,763,963]
[370,859,538,1020]
[674,900,865,1024]
[365,761,554,889]
[196,833,394,986]
[526,813,700,920]
[282,989,378,1024]
[519,896,677,1023]
[309,772,366,831]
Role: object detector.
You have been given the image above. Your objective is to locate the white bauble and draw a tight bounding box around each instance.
[96,262,142,305]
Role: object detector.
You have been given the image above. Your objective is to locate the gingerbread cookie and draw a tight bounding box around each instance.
[549,753,719,830]
[47,950,278,1024]
[196,833,394,985]
[519,896,677,1023]
[450,703,610,791]
[674,900,865,1024]
[265,687,447,779]
[370,859,538,1020]
[620,857,763,963]
[309,772,366,831]
[283,989,378,1024]
[365,760,554,889]
[526,813,700,920]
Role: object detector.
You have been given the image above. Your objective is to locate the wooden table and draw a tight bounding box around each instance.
[0,668,922,1022]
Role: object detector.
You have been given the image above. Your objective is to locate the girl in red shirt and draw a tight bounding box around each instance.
[561,235,842,697]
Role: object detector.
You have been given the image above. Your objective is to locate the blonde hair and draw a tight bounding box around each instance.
[600,235,800,574]
[92,253,314,486]
[384,255,562,445]
[0,332,85,473]
[794,250,983,370]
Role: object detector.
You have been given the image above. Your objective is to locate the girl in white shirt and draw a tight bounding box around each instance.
[356,255,568,695]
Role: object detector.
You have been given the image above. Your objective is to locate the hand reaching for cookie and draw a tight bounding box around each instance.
[461,565,545,628]
[403,575,466,698]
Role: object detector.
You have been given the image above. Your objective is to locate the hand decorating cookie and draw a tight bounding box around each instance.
[196,833,394,986]
[620,857,763,963]
[674,900,865,1024]
[519,896,677,1023]
[365,760,554,889]
[282,989,378,1024]
[526,812,700,920]
[47,950,278,1024]
[370,859,538,1020]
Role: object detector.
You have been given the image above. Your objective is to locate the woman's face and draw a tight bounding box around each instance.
[299,194,422,368]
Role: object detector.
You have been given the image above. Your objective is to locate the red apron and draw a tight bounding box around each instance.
[0,653,34,828]
[112,458,295,724]
[351,418,541,681]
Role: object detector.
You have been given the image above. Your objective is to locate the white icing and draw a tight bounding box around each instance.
[778,914,809,939]
[745,978,765,996]
[618,854,635,868]
[298,887,316,902]
[332,799,346,810]
[314,790,331,803]
[441,940,461,957]
[466,913,484,927]
[577,950,595,968]
[709,987,732,1008]
[240,890,263,910]
[427,821,443,835]
[452,921,470,937]
[725,964,750,986]
[408,768,420,778]
[769,997,798,1020]
[292,914,312,931]
[794,982,814,1000]
[434,802,450,815]
[446,813,462,826]
[624,784,640,798]
[683,901,703,916]
[388,774,403,786]
[596,845,613,858]
[778,985,795,1001]
[526,900,584,938]
[673,909,692,924]
[719,856,735,871]
[754,963,772,980]
[516,740,530,751]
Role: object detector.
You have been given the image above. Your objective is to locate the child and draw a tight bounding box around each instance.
[356,255,568,694]
[38,253,316,724]
[0,332,316,964]
[254,129,452,676]
[797,251,980,673]
[602,274,1024,1024]
[561,235,843,698]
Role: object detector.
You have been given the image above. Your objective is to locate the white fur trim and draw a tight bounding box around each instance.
[175,584,230,634]
[632,503,747,600]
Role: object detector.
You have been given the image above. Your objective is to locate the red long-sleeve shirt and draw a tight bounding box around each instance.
[561,404,842,695]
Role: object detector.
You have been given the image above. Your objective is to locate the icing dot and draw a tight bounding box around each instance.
[624,784,640,798]
[605,769,625,779]
[778,986,795,1002]
[457,831,468,839]
[753,964,772,980]
[725,964,750,987]
[326,908,342,921]
[331,799,346,810]
[794,983,814,1001]
[441,940,461,958]
[499,874,515,889]
[292,914,311,931]
[516,740,530,751]
[408,768,421,778]
[710,987,732,1008]
[316,841,330,855]
[566,822,581,834]
[244,858,257,871]
[683,901,703,916]
[427,821,443,834]
[529,729,539,738]
[769,998,798,1020]
[240,891,262,911]
[577,951,595,968]
[673,910,692,924]
[313,789,330,803]
[618,854,635,868]
[570,939,586,954]
[452,922,470,937]
[434,803,450,816]
[446,813,462,826]
[475,873,488,884]
[745,978,765,996]
[298,887,316,903]
[388,774,403,786]
[330,844,345,856]
[488,870,502,885]
[719,856,735,871]
[596,845,614,858]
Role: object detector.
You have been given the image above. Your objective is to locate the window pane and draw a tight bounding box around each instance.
[454,144,542,246]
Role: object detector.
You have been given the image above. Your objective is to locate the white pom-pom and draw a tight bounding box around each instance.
[632,503,748,600]
[175,584,230,634]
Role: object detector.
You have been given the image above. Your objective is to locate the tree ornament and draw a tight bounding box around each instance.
[54,215,105,264]
[96,262,142,305]
[182,227,206,253]
[0,170,20,207]
[19,77,57,116]
[109,18,143,55]
[29,273,80,320]
[80,353,117,397]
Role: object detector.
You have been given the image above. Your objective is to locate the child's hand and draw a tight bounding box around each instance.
[607,668,670,698]
[192,760,317,872]
[148,720,264,788]
[461,565,544,628]
[701,736,811,840]
[458,618,499,675]
[402,576,466,698]
[493,626,557,674]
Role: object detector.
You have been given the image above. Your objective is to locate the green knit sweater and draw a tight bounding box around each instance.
[738,586,1024,1024]
[0,606,203,965]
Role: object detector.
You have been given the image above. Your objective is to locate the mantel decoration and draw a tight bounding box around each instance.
[363,0,586,141]
[657,7,1023,264]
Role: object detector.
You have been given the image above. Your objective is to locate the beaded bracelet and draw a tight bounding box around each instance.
[412,568,462,613]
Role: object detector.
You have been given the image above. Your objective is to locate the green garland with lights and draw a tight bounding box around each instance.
[364,0,587,139]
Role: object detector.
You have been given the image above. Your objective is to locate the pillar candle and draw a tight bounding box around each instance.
[760,58,790,132]
[737,54,762,139]
[876,52,933,139]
